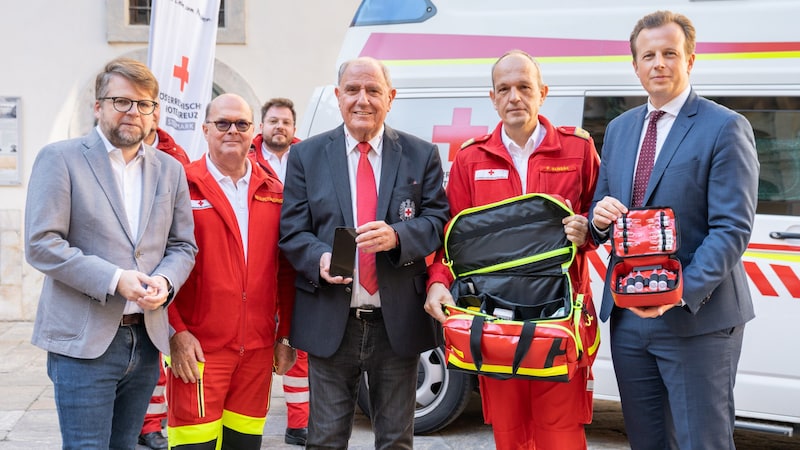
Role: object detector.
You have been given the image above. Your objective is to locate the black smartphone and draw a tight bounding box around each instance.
[330,227,358,277]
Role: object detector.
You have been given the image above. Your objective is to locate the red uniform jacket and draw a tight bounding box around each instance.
[428,117,600,297]
[169,158,295,353]
[154,128,191,166]
[249,134,301,181]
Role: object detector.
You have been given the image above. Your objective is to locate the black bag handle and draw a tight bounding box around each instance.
[469,316,536,378]
[469,315,485,370]
[512,321,536,374]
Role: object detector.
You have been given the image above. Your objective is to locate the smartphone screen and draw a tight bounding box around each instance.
[330,227,358,277]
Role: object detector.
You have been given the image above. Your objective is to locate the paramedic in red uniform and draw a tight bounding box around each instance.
[249,97,310,447]
[167,93,296,449]
[425,50,600,449]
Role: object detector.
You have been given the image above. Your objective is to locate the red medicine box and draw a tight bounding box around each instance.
[610,207,683,308]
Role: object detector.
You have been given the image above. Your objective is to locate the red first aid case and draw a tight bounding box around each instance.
[610,207,683,308]
[440,194,599,381]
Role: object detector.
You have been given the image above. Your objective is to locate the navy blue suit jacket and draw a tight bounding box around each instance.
[590,90,758,337]
[279,124,449,357]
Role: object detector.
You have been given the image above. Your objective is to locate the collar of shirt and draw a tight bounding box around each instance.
[204,153,252,188]
[261,142,291,163]
[646,85,691,122]
[500,121,544,162]
[150,132,160,149]
[344,126,385,157]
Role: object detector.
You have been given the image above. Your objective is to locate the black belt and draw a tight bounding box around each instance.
[120,313,144,326]
[350,307,382,321]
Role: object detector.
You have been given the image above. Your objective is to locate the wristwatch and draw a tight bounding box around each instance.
[277,336,292,348]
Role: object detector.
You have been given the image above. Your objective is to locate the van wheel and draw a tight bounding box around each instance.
[356,347,476,434]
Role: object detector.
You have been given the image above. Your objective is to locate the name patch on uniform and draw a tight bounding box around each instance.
[541,165,574,173]
[191,199,213,209]
[474,169,509,180]
[255,195,283,204]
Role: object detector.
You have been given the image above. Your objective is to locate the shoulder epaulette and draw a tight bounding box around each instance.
[557,126,590,141]
[460,134,491,150]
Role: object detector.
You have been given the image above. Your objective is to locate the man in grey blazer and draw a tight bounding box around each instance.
[24,58,197,450]
[279,57,449,449]
[590,11,759,450]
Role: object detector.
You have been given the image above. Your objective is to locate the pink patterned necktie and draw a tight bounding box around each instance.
[631,110,666,207]
[356,142,378,295]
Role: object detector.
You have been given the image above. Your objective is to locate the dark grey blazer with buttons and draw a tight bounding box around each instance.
[279,125,450,358]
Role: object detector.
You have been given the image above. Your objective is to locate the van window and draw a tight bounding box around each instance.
[583,96,800,216]
[351,0,437,26]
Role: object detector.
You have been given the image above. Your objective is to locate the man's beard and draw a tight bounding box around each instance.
[108,124,146,148]
[267,135,291,152]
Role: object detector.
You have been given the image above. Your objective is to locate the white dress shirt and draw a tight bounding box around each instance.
[97,126,145,314]
[261,143,290,183]
[205,154,252,261]
[500,122,545,194]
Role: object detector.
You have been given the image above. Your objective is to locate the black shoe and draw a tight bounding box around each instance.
[138,431,169,450]
[284,427,308,446]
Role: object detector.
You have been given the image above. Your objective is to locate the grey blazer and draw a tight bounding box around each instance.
[25,129,197,358]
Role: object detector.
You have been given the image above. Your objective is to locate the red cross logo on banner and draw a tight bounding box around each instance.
[173,56,190,92]
[432,108,488,162]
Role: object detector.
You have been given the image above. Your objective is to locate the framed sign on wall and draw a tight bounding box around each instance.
[0,97,21,185]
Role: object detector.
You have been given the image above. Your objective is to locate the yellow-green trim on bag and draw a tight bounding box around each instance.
[441,193,594,381]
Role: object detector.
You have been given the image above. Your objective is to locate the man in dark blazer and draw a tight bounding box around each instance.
[279,56,449,449]
[24,58,197,449]
[590,11,759,450]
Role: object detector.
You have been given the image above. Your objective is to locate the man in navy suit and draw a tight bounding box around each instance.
[279,56,449,449]
[590,11,759,449]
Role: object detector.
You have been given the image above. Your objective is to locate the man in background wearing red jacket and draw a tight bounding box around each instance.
[250,97,309,446]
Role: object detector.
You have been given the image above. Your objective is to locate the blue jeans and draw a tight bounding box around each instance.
[307,315,418,450]
[48,323,160,450]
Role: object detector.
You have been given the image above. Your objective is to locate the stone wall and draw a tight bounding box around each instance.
[0,209,39,321]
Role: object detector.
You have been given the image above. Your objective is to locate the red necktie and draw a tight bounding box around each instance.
[356,142,379,294]
[631,110,666,207]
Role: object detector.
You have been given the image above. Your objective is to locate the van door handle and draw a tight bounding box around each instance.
[768,231,800,240]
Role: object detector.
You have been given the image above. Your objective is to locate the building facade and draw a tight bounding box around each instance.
[0,0,359,319]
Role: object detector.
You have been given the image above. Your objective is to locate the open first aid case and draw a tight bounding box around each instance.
[609,207,683,308]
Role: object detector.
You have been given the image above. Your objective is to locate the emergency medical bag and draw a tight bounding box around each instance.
[609,206,683,308]
[440,193,599,382]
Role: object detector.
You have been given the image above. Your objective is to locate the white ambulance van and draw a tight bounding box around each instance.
[298,0,800,436]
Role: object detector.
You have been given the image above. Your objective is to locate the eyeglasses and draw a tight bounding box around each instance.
[98,97,158,115]
[206,119,253,132]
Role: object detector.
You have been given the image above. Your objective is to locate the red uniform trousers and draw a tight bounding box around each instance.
[282,350,309,429]
[141,356,167,434]
[480,367,594,450]
[166,347,274,450]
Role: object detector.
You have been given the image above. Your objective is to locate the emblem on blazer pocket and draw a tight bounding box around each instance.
[399,199,416,221]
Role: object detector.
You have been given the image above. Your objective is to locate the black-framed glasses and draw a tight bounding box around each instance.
[98,97,158,115]
[206,119,253,132]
